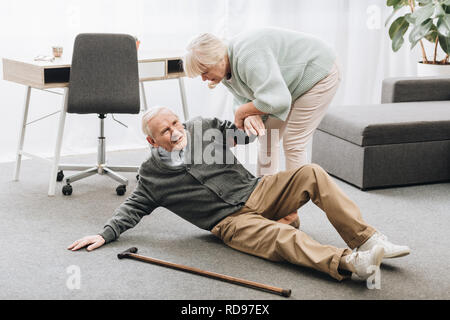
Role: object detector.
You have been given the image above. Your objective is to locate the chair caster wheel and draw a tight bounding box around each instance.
[57,170,64,182]
[116,185,126,196]
[62,184,73,196]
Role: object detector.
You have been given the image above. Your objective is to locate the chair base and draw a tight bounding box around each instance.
[61,164,138,185]
[58,114,139,195]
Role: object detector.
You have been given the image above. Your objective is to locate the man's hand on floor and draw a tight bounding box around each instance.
[67,235,105,252]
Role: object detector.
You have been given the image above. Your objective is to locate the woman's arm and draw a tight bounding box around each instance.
[237,53,292,122]
[234,101,266,129]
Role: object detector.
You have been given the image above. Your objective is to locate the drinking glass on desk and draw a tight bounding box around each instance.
[52,46,63,58]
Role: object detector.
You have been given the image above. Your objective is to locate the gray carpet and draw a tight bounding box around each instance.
[0,148,449,300]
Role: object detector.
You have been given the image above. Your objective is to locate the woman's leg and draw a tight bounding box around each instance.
[283,60,342,171]
[256,116,286,176]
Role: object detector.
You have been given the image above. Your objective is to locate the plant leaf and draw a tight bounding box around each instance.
[435,4,446,17]
[437,14,450,37]
[409,18,433,48]
[424,24,439,43]
[389,16,409,39]
[438,33,450,54]
[392,31,405,51]
[387,0,402,6]
[410,3,435,25]
[385,3,408,27]
[443,4,450,14]
[405,12,416,24]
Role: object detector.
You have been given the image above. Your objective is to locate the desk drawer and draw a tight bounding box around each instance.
[138,61,165,79]
[2,58,70,89]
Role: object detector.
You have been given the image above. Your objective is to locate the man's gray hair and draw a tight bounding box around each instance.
[141,106,177,138]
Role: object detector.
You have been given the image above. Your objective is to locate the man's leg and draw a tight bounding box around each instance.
[211,209,353,281]
[245,163,376,249]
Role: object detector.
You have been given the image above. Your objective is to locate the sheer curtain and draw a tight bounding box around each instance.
[0,0,419,163]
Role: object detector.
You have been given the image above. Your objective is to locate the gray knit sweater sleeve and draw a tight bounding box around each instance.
[206,117,257,145]
[237,52,292,121]
[98,181,158,243]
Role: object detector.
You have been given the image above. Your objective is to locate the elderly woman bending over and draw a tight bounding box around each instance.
[183,27,342,227]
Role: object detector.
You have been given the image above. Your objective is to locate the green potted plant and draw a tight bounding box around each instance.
[386,0,450,76]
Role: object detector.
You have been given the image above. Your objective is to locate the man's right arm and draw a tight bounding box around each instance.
[206,117,258,146]
[98,186,158,243]
[68,181,158,251]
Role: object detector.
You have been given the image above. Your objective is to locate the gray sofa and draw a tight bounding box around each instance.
[311,76,450,190]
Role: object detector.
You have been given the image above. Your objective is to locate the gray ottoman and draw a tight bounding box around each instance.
[311,100,450,190]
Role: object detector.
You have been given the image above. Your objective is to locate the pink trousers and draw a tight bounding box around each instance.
[257,60,342,176]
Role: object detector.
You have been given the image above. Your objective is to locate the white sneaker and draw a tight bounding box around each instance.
[345,245,385,280]
[358,232,410,259]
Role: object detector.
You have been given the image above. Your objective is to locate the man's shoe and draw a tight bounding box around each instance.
[358,232,410,259]
[345,245,385,280]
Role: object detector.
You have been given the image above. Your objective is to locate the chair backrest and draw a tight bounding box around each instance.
[67,33,140,114]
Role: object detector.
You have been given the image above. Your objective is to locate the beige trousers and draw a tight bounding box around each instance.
[211,164,376,281]
[257,60,342,176]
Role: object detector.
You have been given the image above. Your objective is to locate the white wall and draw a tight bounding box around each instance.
[0,0,431,163]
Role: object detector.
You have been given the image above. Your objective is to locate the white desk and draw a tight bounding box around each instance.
[2,53,189,196]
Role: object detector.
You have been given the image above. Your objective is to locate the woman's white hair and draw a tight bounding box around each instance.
[141,106,176,138]
[183,33,227,89]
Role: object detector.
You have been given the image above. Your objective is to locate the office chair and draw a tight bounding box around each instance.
[59,33,140,196]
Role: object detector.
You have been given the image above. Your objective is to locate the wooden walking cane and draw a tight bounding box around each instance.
[118,247,291,298]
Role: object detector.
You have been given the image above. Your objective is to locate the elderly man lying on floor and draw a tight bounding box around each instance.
[68,106,410,283]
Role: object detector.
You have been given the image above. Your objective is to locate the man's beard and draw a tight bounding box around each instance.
[171,131,187,151]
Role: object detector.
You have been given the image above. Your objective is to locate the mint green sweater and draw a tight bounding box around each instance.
[221,27,336,121]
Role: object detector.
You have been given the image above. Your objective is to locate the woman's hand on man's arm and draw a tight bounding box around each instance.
[244,115,266,137]
[234,102,265,135]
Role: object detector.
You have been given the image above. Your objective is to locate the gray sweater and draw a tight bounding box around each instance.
[222,27,336,121]
[99,117,260,243]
